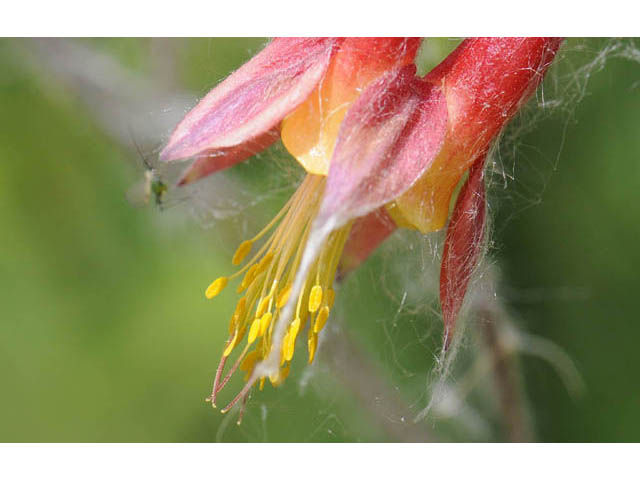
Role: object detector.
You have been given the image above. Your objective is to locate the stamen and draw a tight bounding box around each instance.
[236,393,249,425]
[247,318,261,344]
[280,333,290,366]
[221,375,258,414]
[216,344,250,393]
[276,284,292,308]
[308,285,323,313]
[270,363,290,387]
[290,316,301,338]
[314,306,330,333]
[255,296,271,318]
[206,355,227,408]
[206,277,228,299]
[240,350,259,372]
[237,265,258,293]
[283,329,296,362]
[206,174,353,414]
[308,333,318,364]
[255,252,274,276]
[232,240,253,265]
[258,312,272,336]
[326,289,335,308]
[223,327,245,357]
[229,297,247,334]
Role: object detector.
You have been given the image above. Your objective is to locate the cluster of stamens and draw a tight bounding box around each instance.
[204,174,351,419]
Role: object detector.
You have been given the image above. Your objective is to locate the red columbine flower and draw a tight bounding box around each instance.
[161,37,562,415]
[161,37,423,414]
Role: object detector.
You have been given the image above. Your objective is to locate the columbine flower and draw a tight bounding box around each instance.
[161,37,422,413]
[161,37,562,415]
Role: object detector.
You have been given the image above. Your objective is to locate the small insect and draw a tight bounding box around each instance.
[127,136,169,209]
[142,161,168,207]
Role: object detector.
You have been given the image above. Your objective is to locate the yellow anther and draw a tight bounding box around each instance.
[270,364,290,387]
[308,333,318,364]
[276,284,293,309]
[232,240,253,265]
[223,330,239,357]
[238,265,258,293]
[314,306,330,333]
[205,277,228,299]
[234,297,247,318]
[290,317,301,339]
[240,350,259,372]
[228,314,238,335]
[256,252,274,275]
[248,318,261,344]
[280,332,290,366]
[256,296,271,318]
[203,177,353,397]
[230,297,247,332]
[308,285,323,313]
[280,363,291,382]
[259,312,273,336]
[326,288,335,308]
[283,328,296,362]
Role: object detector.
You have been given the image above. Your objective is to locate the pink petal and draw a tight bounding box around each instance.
[439,153,487,348]
[316,64,448,227]
[160,37,338,182]
[176,128,279,185]
[338,207,397,278]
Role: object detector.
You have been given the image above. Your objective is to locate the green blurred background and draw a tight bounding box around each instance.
[0,38,638,442]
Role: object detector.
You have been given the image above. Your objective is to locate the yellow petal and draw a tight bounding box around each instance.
[391,147,472,234]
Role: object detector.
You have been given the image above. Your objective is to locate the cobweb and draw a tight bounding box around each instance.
[488,37,640,227]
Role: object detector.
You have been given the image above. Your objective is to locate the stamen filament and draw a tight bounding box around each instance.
[216,343,250,394]
[206,174,353,415]
[207,355,227,407]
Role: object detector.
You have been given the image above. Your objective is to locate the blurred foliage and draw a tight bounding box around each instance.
[0,38,638,442]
